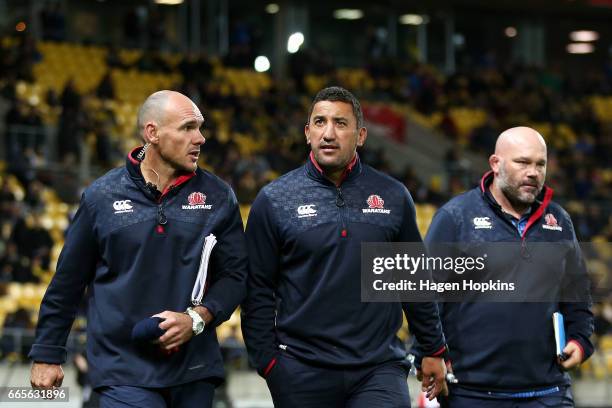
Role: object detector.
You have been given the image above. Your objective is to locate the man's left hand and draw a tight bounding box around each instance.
[153,311,193,350]
[559,341,583,370]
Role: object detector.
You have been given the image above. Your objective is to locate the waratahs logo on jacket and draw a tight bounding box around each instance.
[362,195,391,214]
[182,192,212,210]
[542,213,562,231]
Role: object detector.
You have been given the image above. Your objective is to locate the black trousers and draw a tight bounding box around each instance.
[439,385,574,408]
[265,353,411,408]
[97,379,215,408]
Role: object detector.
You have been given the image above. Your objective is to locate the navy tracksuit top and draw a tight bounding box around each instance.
[417,171,594,393]
[29,147,248,388]
[241,154,446,375]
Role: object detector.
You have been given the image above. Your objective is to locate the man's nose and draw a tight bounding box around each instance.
[322,123,336,141]
[526,165,539,178]
[194,130,206,145]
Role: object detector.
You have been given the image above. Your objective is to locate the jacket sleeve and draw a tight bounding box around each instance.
[201,187,248,327]
[28,194,98,364]
[410,207,456,367]
[559,218,594,362]
[240,191,281,376]
[399,190,446,357]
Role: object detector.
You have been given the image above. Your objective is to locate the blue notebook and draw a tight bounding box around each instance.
[553,312,566,358]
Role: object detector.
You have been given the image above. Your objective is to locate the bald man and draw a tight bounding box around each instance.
[29,90,247,407]
[413,127,593,407]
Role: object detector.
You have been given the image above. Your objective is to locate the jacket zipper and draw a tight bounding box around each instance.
[156,187,173,234]
[336,187,348,238]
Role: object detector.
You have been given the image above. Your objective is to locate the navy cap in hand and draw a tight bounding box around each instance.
[131,317,166,343]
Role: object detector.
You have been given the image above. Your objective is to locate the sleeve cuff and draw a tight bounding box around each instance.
[28,344,67,364]
[261,357,277,377]
[428,345,448,357]
[255,351,280,378]
[568,339,585,362]
[200,300,221,327]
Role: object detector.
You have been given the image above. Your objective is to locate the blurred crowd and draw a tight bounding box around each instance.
[0,32,611,362]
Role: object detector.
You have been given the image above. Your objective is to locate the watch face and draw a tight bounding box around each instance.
[187,309,205,334]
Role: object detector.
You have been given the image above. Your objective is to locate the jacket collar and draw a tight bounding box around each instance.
[479,170,554,238]
[126,146,196,201]
[305,151,362,186]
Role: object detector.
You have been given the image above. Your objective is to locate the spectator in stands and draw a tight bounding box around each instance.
[235,168,258,204]
[414,126,594,407]
[57,79,87,162]
[11,211,52,273]
[137,49,170,73]
[60,78,81,112]
[92,119,116,168]
[471,116,499,154]
[0,242,33,283]
[45,88,61,108]
[29,90,247,408]
[14,34,41,82]
[105,45,126,69]
[241,86,448,407]
[147,8,167,51]
[1,307,35,360]
[23,179,45,209]
[39,1,66,41]
[438,106,459,139]
[0,179,17,220]
[95,72,115,100]
[122,7,144,48]
[594,301,612,336]
[4,98,28,159]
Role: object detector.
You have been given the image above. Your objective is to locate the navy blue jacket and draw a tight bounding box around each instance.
[417,171,593,393]
[29,147,248,388]
[241,154,446,376]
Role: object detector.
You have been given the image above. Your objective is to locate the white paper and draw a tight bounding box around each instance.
[191,233,217,305]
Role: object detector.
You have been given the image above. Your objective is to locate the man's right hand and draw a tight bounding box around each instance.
[420,356,449,401]
[30,362,64,389]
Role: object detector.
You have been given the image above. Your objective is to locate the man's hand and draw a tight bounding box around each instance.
[30,363,64,389]
[420,356,449,401]
[153,311,194,350]
[560,341,583,370]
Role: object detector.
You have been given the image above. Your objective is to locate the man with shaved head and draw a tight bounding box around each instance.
[413,126,593,407]
[29,90,247,407]
[491,127,548,219]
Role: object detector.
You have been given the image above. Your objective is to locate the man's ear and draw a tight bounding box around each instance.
[305,123,311,145]
[144,122,159,144]
[356,127,367,147]
[489,154,501,173]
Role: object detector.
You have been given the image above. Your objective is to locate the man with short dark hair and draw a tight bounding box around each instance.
[417,126,594,407]
[241,86,448,407]
[29,90,247,407]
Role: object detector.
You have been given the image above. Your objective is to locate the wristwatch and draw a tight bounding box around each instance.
[185,307,205,336]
